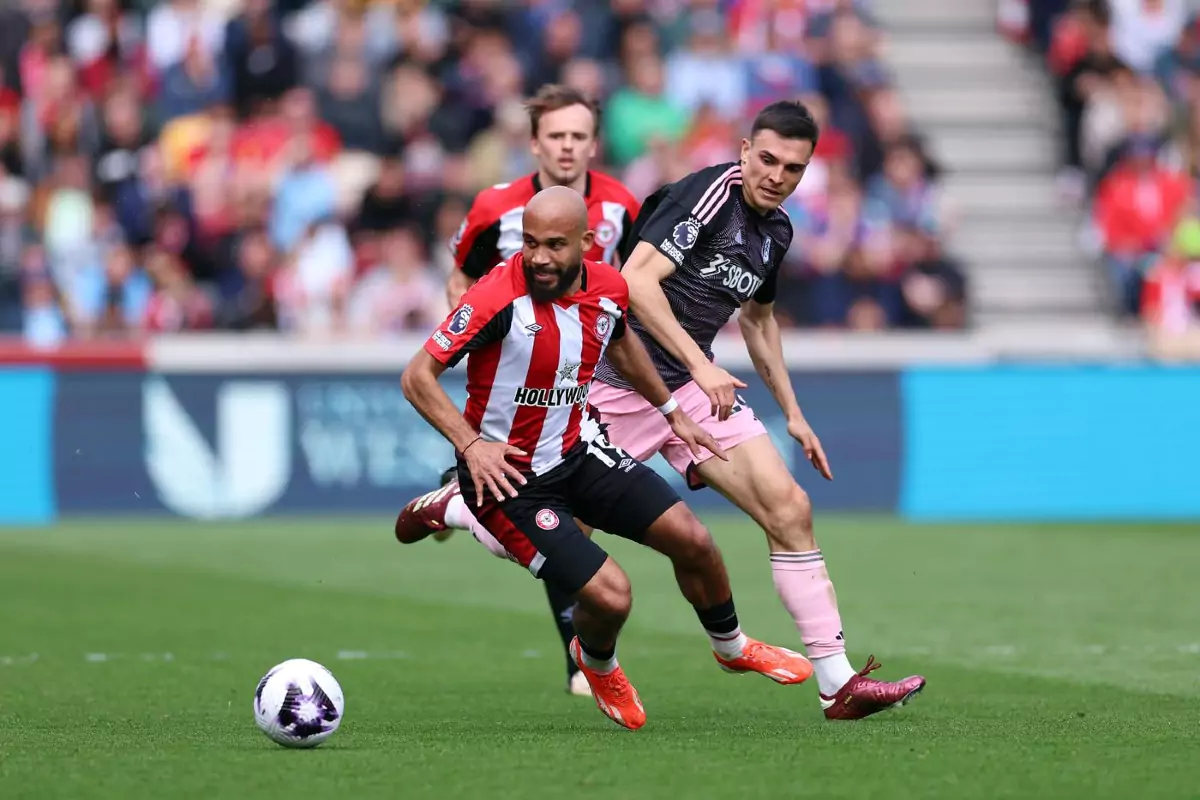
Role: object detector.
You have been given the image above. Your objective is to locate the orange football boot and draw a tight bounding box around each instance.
[714,638,814,685]
[568,638,646,731]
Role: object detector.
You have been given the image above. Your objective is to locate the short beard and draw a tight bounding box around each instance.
[525,261,582,302]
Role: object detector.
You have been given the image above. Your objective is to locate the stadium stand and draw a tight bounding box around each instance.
[0,0,969,345]
[1027,0,1200,358]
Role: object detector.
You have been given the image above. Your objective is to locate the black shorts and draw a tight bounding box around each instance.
[458,432,681,594]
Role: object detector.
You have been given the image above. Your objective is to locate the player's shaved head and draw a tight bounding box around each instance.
[521,186,594,302]
[524,185,589,237]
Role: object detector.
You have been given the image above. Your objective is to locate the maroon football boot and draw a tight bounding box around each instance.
[821,656,926,720]
[394,481,460,544]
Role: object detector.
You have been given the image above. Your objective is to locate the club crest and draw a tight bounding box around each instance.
[595,219,618,246]
[594,313,613,341]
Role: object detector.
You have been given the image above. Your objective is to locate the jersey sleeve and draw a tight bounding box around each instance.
[633,194,707,270]
[629,166,736,270]
[597,267,629,341]
[751,266,779,305]
[752,227,792,305]
[608,295,629,341]
[449,200,503,280]
[424,270,515,368]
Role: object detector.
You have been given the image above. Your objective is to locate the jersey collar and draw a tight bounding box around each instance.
[531,171,592,197]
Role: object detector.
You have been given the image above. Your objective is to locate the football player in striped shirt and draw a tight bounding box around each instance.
[438,86,642,695]
[400,187,816,730]
[446,84,641,308]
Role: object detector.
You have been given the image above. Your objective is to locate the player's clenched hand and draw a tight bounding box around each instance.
[788,418,833,481]
[691,362,747,421]
[666,409,729,462]
[462,439,528,505]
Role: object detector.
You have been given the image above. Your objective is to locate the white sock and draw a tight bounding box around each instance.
[812,653,858,696]
[708,630,748,660]
[576,644,618,675]
[444,494,471,530]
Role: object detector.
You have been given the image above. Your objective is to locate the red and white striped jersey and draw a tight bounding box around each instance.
[448,171,641,279]
[424,253,629,476]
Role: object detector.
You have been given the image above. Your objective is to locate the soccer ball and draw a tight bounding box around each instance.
[253,658,345,748]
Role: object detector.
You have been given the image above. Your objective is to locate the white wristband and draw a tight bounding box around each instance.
[657,396,679,416]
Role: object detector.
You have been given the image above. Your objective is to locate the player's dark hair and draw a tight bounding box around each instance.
[525,84,601,138]
[751,100,820,147]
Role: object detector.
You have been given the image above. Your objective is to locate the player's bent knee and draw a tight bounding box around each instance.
[645,503,720,567]
[774,483,812,526]
[577,559,632,621]
[759,483,815,548]
[678,519,720,568]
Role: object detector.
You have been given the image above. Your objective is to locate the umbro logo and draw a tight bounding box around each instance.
[525,323,543,335]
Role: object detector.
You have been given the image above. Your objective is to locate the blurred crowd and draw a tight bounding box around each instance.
[1028,0,1200,354]
[0,0,966,348]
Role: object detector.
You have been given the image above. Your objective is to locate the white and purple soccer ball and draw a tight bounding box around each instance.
[253,658,345,748]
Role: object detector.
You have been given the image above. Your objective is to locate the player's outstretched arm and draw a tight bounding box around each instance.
[605,326,727,462]
[738,299,832,480]
[400,350,479,454]
[737,298,801,418]
[623,242,746,420]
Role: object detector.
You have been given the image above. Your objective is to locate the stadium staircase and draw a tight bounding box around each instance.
[873,0,1110,328]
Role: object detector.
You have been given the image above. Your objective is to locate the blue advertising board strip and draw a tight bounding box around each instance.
[900,365,1200,521]
[54,371,159,513]
[48,366,1200,522]
[0,368,55,525]
[773,371,901,513]
[52,370,901,518]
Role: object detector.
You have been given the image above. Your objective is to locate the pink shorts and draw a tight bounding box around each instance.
[588,379,768,489]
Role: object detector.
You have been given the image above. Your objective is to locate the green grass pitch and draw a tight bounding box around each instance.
[1,515,1198,799]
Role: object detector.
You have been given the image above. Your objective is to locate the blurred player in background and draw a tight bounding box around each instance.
[436,83,641,696]
[446,84,641,308]
[400,187,815,730]
[401,100,926,720]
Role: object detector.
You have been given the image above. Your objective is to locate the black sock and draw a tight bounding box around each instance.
[577,635,616,664]
[695,597,740,635]
[543,581,580,678]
